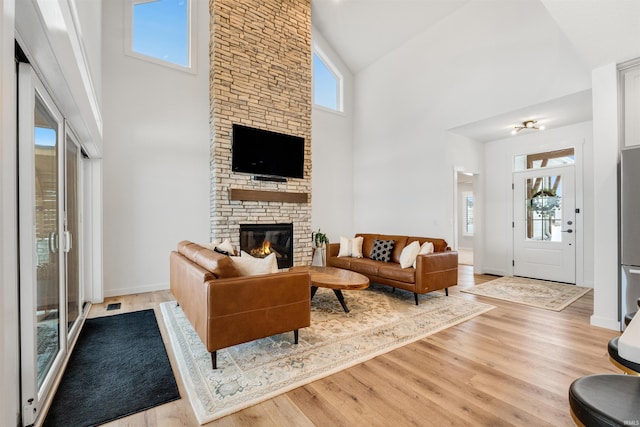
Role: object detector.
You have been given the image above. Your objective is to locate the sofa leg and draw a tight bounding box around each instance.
[294,329,299,344]
[414,293,419,305]
[392,287,396,293]
[445,288,449,296]
[211,351,217,369]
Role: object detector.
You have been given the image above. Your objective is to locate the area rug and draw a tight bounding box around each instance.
[160,285,494,424]
[43,309,180,427]
[461,276,591,311]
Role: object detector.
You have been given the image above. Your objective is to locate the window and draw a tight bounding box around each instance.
[313,49,342,112]
[463,191,474,236]
[125,0,195,72]
[514,148,575,171]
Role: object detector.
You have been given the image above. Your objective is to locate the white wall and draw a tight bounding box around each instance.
[591,63,620,330]
[352,0,591,243]
[483,121,594,285]
[312,28,354,243]
[101,0,210,297]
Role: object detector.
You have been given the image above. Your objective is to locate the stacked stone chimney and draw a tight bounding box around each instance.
[209,0,312,265]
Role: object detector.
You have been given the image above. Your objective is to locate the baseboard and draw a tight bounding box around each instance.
[103,281,169,298]
[590,315,620,331]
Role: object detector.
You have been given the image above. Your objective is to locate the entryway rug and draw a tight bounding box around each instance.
[160,285,494,424]
[43,309,180,427]
[461,276,591,311]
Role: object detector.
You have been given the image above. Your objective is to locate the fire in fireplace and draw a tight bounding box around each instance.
[239,223,293,269]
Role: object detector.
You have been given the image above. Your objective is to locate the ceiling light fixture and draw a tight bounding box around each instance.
[511,120,545,135]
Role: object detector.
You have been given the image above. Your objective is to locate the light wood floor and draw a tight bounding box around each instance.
[89,266,620,427]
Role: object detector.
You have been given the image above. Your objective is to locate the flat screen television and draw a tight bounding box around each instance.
[231,124,305,179]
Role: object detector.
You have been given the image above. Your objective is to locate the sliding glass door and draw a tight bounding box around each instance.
[19,63,85,426]
[65,131,83,339]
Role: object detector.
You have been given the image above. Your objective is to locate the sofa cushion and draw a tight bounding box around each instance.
[407,237,448,253]
[192,247,227,272]
[179,241,206,263]
[356,234,408,263]
[378,264,416,283]
[370,239,395,262]
[349,258,382,276]
[211,256,241,279]
[328,256,352,269]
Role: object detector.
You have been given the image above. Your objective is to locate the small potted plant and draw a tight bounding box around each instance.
[311,229,329,266]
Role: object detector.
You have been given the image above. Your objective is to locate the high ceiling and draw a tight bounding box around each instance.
[311,0,640,141]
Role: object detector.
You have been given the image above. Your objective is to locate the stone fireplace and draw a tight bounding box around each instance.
[240,223,294,269]
[208,0,312,266]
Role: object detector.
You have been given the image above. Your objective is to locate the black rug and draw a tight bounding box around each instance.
[43,309,180,427]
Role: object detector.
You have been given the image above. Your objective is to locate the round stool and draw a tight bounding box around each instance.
[569,374,640,426]
[608,336,640,375]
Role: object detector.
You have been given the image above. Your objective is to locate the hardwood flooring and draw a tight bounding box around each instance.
[89,266,619,427]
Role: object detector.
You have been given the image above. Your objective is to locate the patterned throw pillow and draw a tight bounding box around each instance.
[370,239,395,262]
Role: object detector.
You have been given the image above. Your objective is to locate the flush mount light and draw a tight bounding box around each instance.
[511,120,545,135]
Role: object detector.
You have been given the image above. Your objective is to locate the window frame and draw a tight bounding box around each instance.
[312,46,344,114]
[124,0,197,74]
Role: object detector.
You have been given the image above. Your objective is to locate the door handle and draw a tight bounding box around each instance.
[562,229,573,233]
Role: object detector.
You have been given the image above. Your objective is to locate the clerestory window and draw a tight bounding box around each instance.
[313,48,343,112]
[125,0,195,72]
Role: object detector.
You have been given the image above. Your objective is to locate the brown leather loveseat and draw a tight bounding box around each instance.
[327,234,457,304]
[170,241,311,369]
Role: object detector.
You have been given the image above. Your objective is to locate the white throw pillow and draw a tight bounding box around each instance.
[230,251,278,276]
[399,240,421,268]
[413,241,434,268]
[203,238,235,255]
[337,236,364,258]
[217,238,235,254]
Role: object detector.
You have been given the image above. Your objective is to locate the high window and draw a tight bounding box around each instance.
[125,0,195,72]
[313,49,342,112]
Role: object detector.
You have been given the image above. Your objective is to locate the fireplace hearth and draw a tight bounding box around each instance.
[239,223,293,269]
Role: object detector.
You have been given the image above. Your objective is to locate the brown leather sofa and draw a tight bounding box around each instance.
[327,234,458,304]
[170,241,311,369]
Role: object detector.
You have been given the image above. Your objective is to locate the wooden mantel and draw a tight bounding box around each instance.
[229,189,309,203]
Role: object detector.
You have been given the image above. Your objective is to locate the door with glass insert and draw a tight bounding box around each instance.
[18,63,67,425]
[513,166,576,283]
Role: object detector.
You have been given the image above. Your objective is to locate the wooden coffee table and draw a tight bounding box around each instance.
[292,266,369,313]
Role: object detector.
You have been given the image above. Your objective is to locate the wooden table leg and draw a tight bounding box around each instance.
[333,289,350,313]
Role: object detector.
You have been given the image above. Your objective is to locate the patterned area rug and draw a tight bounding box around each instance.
[160,285,494,424]
[461,276,591,311]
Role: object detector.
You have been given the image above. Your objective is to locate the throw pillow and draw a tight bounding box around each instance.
[399,240,421,268]
[204,238,236,255]
[230,251,278,276]
[413,241,434,268]
[217,238,235,255]
[370,239,395,262]
[337,236,364,258]
[212,256,241,279]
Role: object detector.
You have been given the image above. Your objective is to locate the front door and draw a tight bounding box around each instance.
[513,165,576,283]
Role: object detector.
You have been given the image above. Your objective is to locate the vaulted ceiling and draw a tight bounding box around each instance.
[311,0,640,141]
